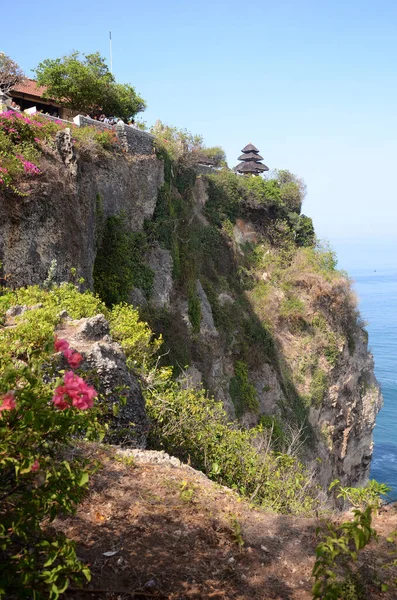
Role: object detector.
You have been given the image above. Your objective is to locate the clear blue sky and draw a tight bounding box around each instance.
[3,0,397,269]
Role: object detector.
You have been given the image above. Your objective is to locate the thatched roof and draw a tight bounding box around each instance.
[238,152,264,161]
[241,143,259,153]
[235,161,269,173]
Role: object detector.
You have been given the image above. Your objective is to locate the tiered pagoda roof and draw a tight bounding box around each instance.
[234,143,269,175]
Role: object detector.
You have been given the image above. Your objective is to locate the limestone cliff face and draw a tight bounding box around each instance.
[0,136,164,289]
[0,140,382,493]
[309,330,382,489]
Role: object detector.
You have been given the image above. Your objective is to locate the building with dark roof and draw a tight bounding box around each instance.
[234,143,269,176]
[10,79,72,119]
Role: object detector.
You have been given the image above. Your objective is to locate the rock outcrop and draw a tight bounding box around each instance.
[56,313,149,447]
[310,329,382,490]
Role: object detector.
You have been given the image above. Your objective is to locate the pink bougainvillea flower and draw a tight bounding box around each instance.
[31,459,40,472]
[52,371,97,411]
[54,337,70,353]
[66,351,83,369]
[0,391,16,413]
[55,337,83,369]
[52,390,70,410]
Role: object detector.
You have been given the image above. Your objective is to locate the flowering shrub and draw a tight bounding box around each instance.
[0,337,103,599]
[72,125,120,156]
[0,111,58,195]
[0,110,120,195]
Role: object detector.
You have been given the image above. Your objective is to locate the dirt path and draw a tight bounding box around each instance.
[54,447,397,600]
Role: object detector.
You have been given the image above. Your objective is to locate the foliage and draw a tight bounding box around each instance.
[34,51,146,120]
[206,170,244,225]
[229,360,259,417]
[72,125,120,155]
[0,284,106,375]
[93,214,154,306]
[312,507,376,600]
[279,294,306,328]
[0,111,120,195]
[188,286,202,333]
[109,303,162,373]
[151,120,203,164]
[0,341,102,599]
[329,479,391,511]
[0,52,25,94]
[198,145,227,167]
[259,415,285,451]
[145,373,319,515]
[0,111,47,194]
[276,169,306,213]
[310,368,328,407]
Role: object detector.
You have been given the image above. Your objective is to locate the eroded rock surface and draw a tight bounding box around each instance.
[56,314,149,447]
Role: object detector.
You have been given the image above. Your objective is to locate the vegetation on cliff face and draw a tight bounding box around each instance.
[0,114,385,598]
[0,110,119,195]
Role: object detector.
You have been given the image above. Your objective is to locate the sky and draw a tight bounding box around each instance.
[3,0,397,270]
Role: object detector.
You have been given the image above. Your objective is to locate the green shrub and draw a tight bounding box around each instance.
[279,294,306,327]
[312,507,376,600]
[93,214,154,306]
[146,374,318,515]
[259,415,285,450]
[0,284,106,374]
[188,287,201,333]
[109,303,162,372]
[0,341,102,599]
[310,368,328,407]
[329,479,391,511]
[229,360,259,417]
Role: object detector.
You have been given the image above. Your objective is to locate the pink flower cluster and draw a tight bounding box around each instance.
[0,391,16,414]
[52,371,97,410]
[0,166,8,185]
[54,337,83,369]
[15,154,41,175]
[52,338,96,410]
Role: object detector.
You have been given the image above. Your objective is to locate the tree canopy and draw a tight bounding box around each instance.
[34,52,146,120]
[0,53,25,94]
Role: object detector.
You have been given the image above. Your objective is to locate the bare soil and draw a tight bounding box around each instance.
[54,446,397,600]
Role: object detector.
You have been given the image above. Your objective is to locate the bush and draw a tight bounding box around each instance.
[93,214,154,306]
[188,287,201,333]
[145,373,319,515]
[229,360,259,417]
[109,303,162,372]
[0,111,58,195]
[311,368,328,407]
[0,339,102,599]
[312,507,376,600]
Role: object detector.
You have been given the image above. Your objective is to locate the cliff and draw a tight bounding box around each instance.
[0,125,382,495]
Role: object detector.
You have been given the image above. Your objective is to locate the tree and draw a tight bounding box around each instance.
[276,169,307,214]
[34,51,146,120]
[0,53,25,94]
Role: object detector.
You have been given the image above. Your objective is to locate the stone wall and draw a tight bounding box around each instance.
[116,122,154,155]
[74,115,155,156]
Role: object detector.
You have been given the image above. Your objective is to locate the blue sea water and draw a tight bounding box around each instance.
[352,268,397,499]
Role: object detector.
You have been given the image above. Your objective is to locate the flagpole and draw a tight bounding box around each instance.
[109,31,113,74]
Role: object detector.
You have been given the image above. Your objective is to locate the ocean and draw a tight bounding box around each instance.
[352,268,397,500]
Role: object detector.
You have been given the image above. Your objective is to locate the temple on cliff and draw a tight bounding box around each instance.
[234,143,269,175]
